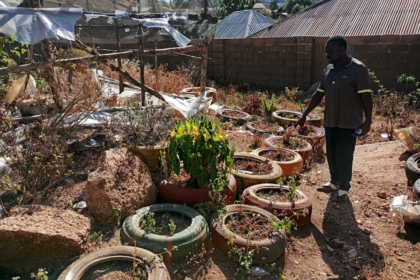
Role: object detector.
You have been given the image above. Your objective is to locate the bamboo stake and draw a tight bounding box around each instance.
[155,34,158,92]
[88,20,95,49]
[200,35,209,94]
[139,28,145,106]
[115,19,124,94]
[0,45,204,75]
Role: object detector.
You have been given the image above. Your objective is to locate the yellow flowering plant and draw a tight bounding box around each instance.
[165,116,235,188]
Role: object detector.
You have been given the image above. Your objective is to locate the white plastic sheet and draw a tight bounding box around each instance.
[390,195,420,224]
[0,7,83,44]
[160,91,213,119]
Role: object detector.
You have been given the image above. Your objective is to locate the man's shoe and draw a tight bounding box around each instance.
[317,182,339,193]
[332,194,349,203]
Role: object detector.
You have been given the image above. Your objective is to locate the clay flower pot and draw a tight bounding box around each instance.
[285,125,325,148]
[264,136,313,163]
[218,109,252,126]
[157,174,237,207]
[253,147,302,178]
[246,121,284,135]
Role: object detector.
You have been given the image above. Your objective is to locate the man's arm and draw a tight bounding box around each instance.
[295,90,325,127]
[359,92,373,136]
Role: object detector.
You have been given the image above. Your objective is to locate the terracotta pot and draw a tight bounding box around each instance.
[128,145,165,172]
[272,110,302,128]
[231,153,283,193]
[157,174,236,207]
[308,113,322,127]
[243,184,312,227]
[218,109,252,126]
[285,125,325,148]
[253,147,302,178]
[210,204,286,263]
[264,136,313,163]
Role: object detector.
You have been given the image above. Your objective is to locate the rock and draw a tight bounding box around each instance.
[332,239,347,248]
[376,191,387,199]
[85,147,156,225]
[0,205,90,273]
[342,244,351,251]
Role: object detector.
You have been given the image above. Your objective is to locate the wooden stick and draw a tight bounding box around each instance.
[109,63,163,101]
[139,29,146,106]
[155,34,159,92]
[200,35,209,93]
[24,44,34,90]
[115,19,124,94]
[88,20,95,49]
[0,45,204,75]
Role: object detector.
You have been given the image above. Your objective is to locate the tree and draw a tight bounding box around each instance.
[261,8,273,18]
[280,0,313,14]
[218,0,257,19]
[269,1,279,15]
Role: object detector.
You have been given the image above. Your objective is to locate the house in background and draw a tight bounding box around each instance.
[252,3,266,13]
[214,10,275,39]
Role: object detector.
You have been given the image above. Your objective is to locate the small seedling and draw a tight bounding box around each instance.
[262,93,276,121]
[140,212,162,234]
[169,219,176,235]
[269,215,294,235]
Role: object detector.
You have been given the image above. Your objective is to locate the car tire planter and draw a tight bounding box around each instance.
[243,184,312,227]
[231,153,283,193]
[264,136,313,163]
[210,204,286,263]
[218,109,252,126]
[253,148,302,179]
[180,87,217,101]
[128,145,166,172]
[157,174,237,207]
[308,113,322,127]
[405,153,420,185]
[413,179,420,201]
[121,204,209,263]
[246,121,285,135]
[285,125,325,148]
[272,110,303,128]
[57,246,170,280]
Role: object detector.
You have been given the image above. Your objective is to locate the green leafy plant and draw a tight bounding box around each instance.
[168,219,176,235]
[113,206,122,227]
[140,212,162,234]
[227,234,256,280]
[195,174,230,218]
[165,115,235,188]
[30,268,48,280]
[218,0,256,19]
[397,73,416,95]
[285,87,300,102]
[90,232,103,243]
[262,93,276,121]
[269,215,294,235]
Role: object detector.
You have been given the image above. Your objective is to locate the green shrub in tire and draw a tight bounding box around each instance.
[121,204,209,263]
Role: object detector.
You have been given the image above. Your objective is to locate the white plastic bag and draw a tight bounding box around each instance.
[390,195,420,224]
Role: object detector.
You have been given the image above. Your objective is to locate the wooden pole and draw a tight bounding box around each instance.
[0,45,204,75]
[24,44,34,90]
[139,27,146,106]
[155,34,158,92]
[200,35,209,94]
[115,19,124,94]
[109,63,162,100]
[88,21,95,49]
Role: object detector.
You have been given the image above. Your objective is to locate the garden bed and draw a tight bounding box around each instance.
[259,149,295,162]
[256,189,301,203]
[140,212,191,236]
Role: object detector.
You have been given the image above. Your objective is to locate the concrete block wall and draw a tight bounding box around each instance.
[210,35,420,90]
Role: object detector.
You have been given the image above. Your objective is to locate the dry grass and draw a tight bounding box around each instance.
[102,59,191,94]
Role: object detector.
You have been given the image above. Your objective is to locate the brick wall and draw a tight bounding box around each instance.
[209,35,420,90]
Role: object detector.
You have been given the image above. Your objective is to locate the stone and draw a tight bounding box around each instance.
[0,205,90,273]
[376,191,387,199]
[85,147,156,225]
[332,239,347,248]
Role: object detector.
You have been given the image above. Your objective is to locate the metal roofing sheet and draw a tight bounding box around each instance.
[250,0,420,38]
[214,10,275,39]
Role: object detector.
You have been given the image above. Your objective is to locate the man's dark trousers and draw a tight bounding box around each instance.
[325,127,357,191]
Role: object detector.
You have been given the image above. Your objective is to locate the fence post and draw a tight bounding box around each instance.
[155,34,159,92]
[115,18,124,94]
[200,35,209,94]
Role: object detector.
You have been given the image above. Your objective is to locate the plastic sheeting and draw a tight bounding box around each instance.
[0,7,83,44]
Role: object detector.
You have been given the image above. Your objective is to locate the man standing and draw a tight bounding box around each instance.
[296,36,373,202]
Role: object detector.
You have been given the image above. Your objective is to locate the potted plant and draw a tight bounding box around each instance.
[285,125,325,148]
[272,110,303,128]
[246,94,284,135]
[110,103,174,172]
[218,109,252,126]
[210,204,286,264]
[265,130,313,162]
[243,183,312,227]
[158,116,237,206]
[230,153,283,193]
[253,147,302,179]
[121,204,209,263]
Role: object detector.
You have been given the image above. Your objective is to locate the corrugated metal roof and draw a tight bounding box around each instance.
[214,10,275,39]
[250,0,420,38]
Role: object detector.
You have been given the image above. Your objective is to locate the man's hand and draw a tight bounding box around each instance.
[358,121,371,136]
[295,115,307,128]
